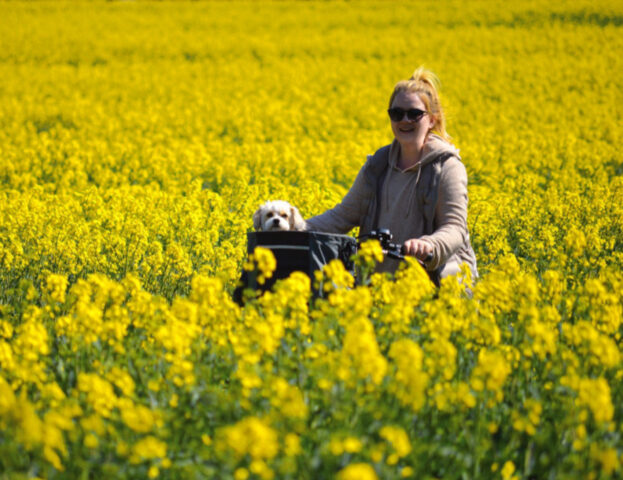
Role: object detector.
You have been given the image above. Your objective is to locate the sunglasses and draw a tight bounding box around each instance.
[387,107,428,122]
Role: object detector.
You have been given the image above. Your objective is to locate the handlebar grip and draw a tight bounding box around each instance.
[386,250,404,261]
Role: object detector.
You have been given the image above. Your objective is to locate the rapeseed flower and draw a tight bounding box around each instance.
[470,349,511,404]
[337,463,378,480]
[217,416,279,461]
[1,1,622,478]
[379,425,411,458]
[388,339,428,411]
[130,436,167,464]
[245,247,276,285]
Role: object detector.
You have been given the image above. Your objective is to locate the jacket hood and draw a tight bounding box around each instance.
[420,134,461,167]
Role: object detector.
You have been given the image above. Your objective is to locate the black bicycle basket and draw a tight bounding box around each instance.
[233,231,357,303]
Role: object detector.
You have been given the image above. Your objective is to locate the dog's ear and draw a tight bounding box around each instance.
[253,207,263,231]
[290,206,307,231]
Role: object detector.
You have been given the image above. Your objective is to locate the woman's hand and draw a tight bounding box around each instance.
[403,238,434,261]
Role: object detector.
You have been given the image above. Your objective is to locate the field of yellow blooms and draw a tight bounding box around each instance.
[1,1,623,479]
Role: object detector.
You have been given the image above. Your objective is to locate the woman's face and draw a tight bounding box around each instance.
[389,91,435,151]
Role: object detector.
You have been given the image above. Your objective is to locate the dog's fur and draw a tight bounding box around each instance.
[253,200,307,232]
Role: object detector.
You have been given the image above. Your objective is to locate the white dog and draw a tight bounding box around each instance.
[253,200,307,232]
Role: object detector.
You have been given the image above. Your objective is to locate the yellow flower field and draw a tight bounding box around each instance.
[1,1,622,478]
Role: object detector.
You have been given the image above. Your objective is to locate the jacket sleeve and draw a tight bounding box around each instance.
[305,159,371,234]
[419,157,469,270]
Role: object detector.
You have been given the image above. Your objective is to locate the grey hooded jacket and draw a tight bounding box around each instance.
[306,135,478,282]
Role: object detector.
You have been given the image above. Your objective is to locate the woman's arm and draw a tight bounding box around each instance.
[418,157,469,269]
[305,160,372,234]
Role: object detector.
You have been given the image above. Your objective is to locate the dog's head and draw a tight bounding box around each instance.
[253,200,306,232]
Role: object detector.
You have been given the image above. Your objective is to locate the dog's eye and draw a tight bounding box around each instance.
[266,212,274,218]
[280,213,288,219]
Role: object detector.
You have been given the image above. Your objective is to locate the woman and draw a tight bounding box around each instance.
[306,67,478,285]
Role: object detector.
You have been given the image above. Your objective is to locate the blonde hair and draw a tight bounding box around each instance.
[388,66,450,142]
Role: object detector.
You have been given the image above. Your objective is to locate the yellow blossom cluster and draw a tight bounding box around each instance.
[1,0,623,479]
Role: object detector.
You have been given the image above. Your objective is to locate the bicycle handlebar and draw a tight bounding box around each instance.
[358,229,433,263]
